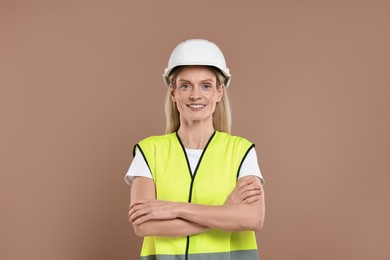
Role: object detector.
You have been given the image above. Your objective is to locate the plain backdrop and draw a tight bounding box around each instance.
[1,1,389,260]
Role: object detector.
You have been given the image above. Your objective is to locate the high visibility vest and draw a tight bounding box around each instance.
[135,131,258,260]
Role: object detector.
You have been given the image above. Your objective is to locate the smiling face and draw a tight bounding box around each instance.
[170,66,224,126]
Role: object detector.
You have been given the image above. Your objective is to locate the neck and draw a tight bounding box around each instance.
[177,119,215,149]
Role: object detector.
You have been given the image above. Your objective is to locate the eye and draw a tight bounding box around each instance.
[201,84,212,90]
[179,84,191,90]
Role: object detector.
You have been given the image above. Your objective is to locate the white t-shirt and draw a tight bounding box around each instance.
[124,146,264,186]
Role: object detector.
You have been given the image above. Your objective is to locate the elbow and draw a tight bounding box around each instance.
[252,217,264,232]
[253,199,265,232]
[251,209,265,232]
[234,219,263,232]
[132,223,146,237]
[233,205,265,232]
[234,215,264,232]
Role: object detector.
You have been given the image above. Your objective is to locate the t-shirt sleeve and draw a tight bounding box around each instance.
[238,147,265,185]
[124,148,153,186]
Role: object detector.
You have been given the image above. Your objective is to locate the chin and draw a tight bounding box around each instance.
[188,115,213,122]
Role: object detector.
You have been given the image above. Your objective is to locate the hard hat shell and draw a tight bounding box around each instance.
[163,39,231,87]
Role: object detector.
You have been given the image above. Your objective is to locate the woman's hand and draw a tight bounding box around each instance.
[225,176,262,205]
[129,200,179,225]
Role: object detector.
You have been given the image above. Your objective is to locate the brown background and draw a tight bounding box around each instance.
[1,1,389,259]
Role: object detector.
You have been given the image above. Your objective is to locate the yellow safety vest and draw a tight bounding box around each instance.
[135,131,258,260]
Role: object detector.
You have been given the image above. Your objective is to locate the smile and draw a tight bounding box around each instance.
[187,104,206,109]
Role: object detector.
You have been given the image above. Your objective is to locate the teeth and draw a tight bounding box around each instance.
[189,105,205,108]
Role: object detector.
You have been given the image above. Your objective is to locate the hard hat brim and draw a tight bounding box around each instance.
[163,64,231,88]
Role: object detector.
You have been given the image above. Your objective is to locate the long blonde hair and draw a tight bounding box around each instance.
[165,66,232,134]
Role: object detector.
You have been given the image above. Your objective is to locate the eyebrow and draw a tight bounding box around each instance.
[177,79,191,83]
[177,79,214,83]
[200,79,214,83]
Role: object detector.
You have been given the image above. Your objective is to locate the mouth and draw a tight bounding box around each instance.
[187,104,206,110]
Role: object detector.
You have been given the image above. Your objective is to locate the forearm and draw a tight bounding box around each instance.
[176,201,264,232]
[133,218,209,237]
[129,176,265,235]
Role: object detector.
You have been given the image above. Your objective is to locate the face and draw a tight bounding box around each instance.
[171,66,224,125]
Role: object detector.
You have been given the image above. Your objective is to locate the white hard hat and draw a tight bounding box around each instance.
[163,39,231,87]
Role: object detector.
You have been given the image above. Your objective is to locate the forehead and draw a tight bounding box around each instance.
[176,66,216,82]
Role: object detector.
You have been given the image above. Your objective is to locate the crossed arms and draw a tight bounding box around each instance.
[128,175,265,237]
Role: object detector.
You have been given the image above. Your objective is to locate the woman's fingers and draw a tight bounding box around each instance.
[243,188,261,196]
[129,201,146,217]
[130,209,151,225]
[244,194,261,204]
[237,179,252,187]
[240,183,262,203]
[129,199,148,210]
[132,215,149,225]
[226,180,262,205]
[236,183,262,198]
[128,200,178,224]
[242,188,262,203]
[129,200,153,223]
[129,205,148,223]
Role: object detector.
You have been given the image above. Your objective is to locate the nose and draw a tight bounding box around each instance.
[189,86,201,100]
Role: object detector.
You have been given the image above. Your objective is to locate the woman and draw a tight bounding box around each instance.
[125,39,265,260]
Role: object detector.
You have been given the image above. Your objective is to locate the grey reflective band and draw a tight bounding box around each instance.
[140,249,259,260]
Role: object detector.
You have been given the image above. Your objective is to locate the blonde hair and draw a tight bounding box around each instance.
[165,66,232,134]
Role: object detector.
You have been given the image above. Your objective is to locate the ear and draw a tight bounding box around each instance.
[170,84,176,102]
[216,85,224,102]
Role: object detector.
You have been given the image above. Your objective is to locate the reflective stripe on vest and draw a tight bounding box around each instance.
[140,249,258,260]
[136,131,258,259]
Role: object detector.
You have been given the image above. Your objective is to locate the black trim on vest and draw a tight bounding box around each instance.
[132,145,137,158]
[175,131,216,260]
[236,144,255,179]
[175,133,192,180]
[175,131,216,201]
[185,236,190,260]
[133,144,152,173]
